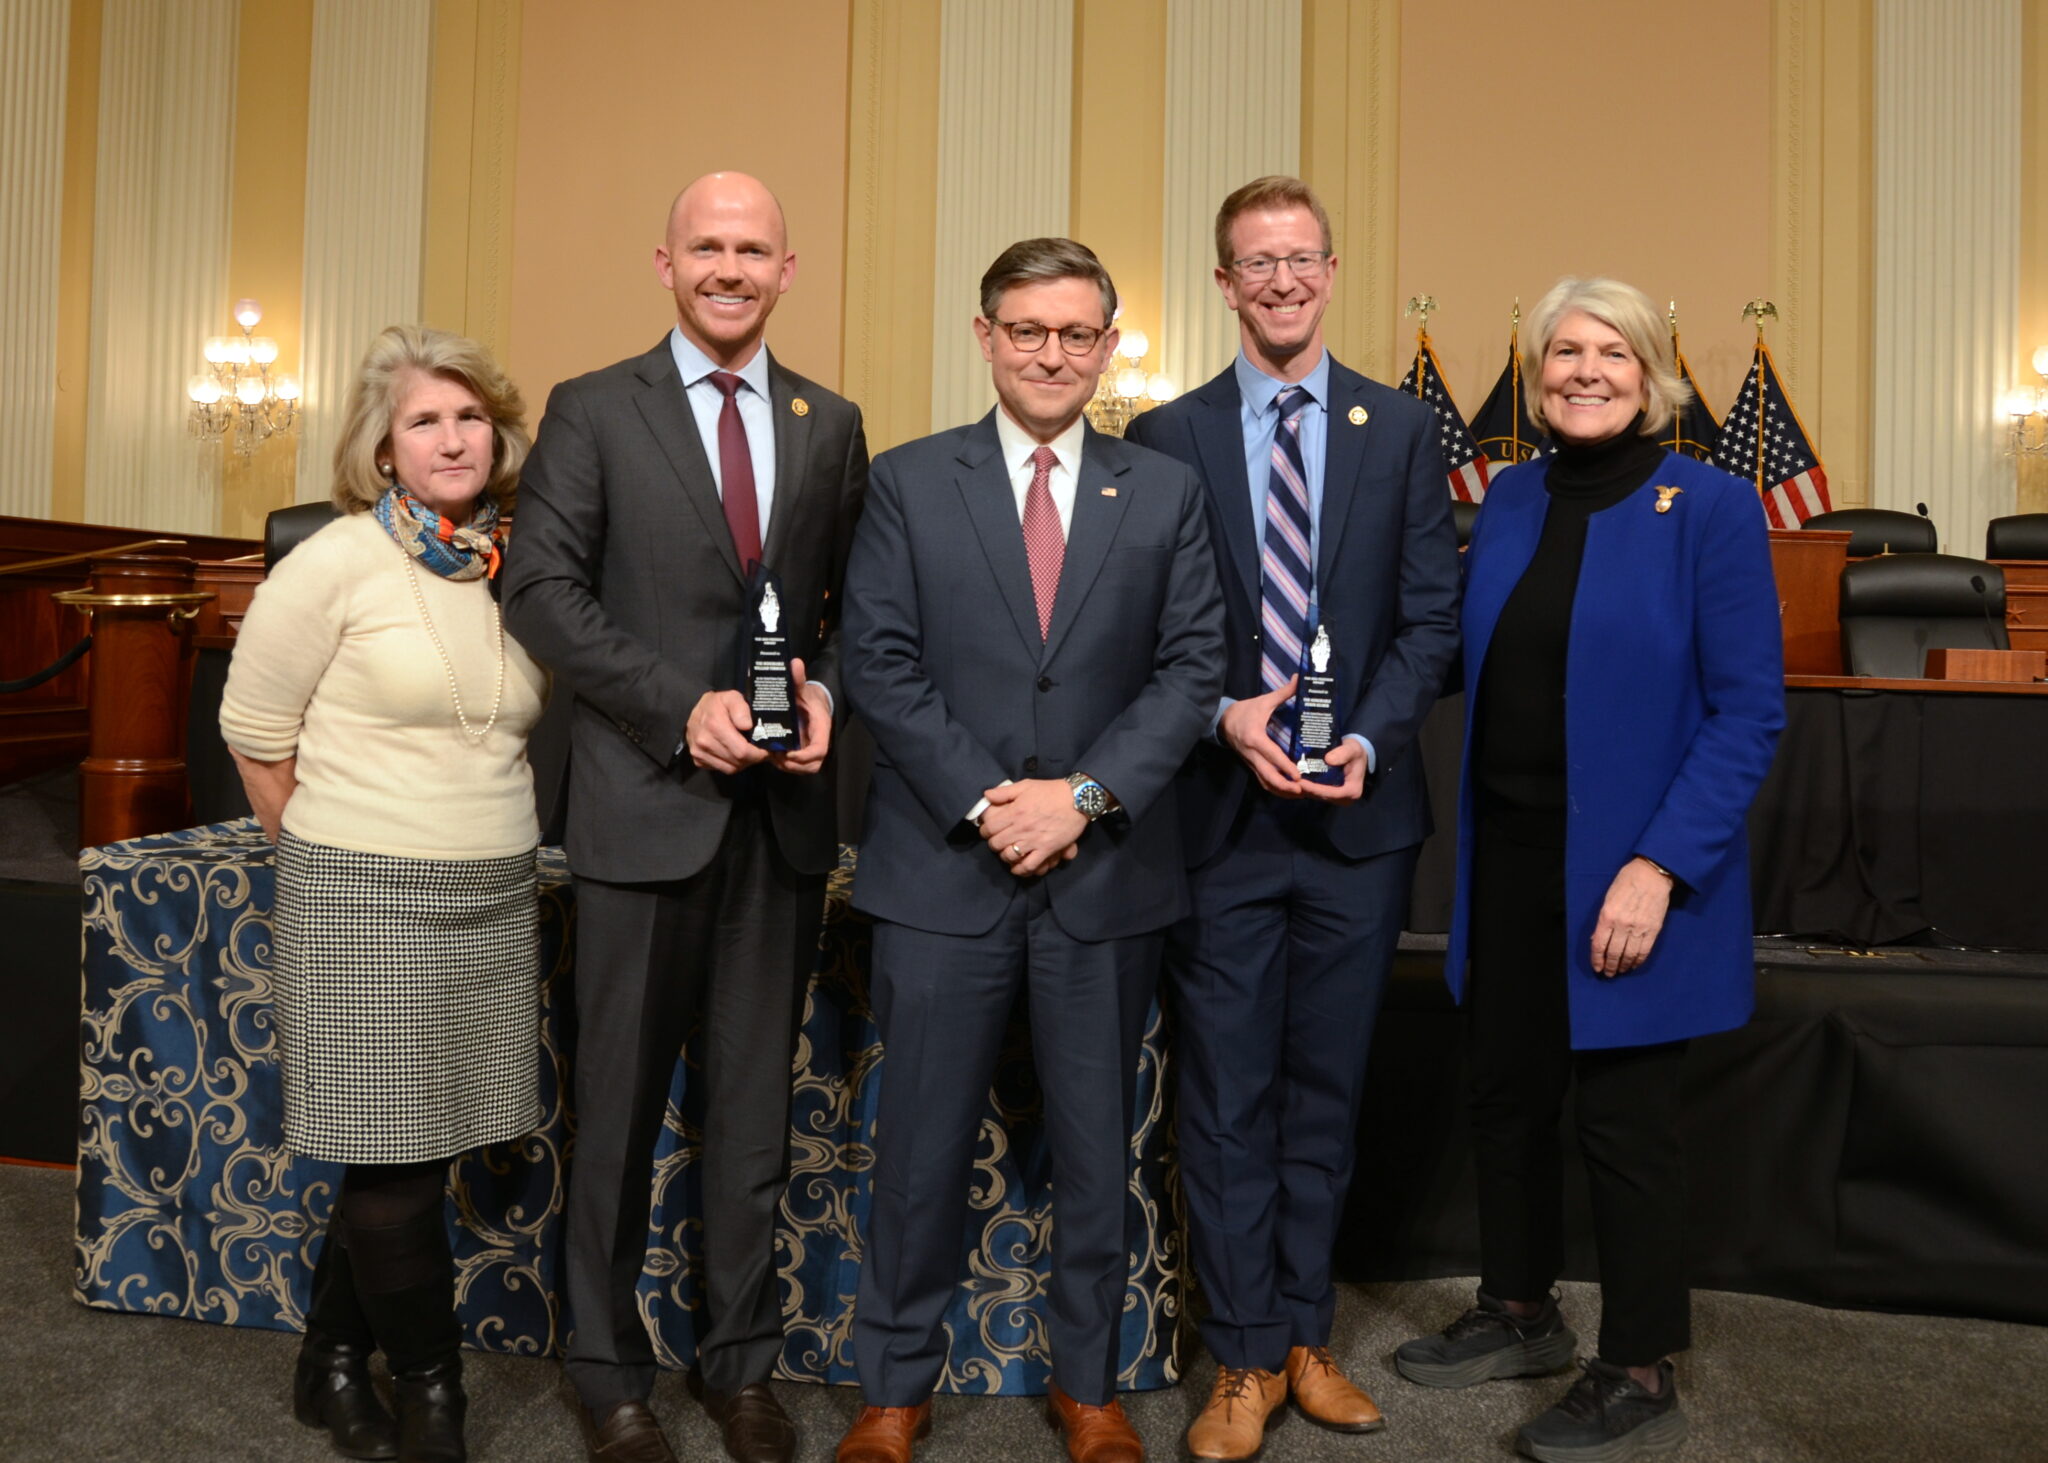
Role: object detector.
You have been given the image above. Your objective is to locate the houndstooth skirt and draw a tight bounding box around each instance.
[272,832,541,1164]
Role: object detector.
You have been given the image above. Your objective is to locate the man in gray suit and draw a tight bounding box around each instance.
[833,239,1225,1463]
[502,171,867,1463]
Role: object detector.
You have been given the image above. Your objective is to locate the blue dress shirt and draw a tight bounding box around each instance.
[668,326,776,539]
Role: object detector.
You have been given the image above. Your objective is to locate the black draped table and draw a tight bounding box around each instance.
[1407,683,2048,951]
[73,821,1187,1392]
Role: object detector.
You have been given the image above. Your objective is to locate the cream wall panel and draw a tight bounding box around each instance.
[0,0,70,520]
[1873,0,2020,554]
[1161,0,1300,394]
[295,0,431,504]
[83,0,238,533]
[928,0,1073,433]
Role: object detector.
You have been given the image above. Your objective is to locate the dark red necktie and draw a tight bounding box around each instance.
[1022,445,1064,640]
[708,372,762,569]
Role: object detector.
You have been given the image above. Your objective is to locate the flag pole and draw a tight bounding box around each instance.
[1510,299,1525,458]
[1404,295,1437,399]
[1742,299,1779,497]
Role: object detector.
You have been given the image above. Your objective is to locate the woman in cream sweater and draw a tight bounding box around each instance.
[222,325,547,1463]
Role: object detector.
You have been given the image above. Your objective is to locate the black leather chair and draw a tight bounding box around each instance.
[1450,499,1480,548]
[1838,553,2007,678]
[1805,507,1938,557]
[262,500,342,571]
[1986,513,2048,561]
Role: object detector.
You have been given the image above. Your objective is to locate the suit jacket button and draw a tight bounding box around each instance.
[1037,676,1052,692]
[1024,756,1039,773]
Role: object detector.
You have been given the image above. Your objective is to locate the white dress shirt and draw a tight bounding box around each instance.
[668,326,776,539]
[993,403,1085,536]
[963,407,1091,828]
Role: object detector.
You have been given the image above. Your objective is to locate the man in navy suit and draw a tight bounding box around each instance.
[836,238,1225,1463]
[1126,176,1459,1460]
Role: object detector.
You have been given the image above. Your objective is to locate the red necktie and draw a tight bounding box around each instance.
[708,372,762,569]
[1022,445,1064,640]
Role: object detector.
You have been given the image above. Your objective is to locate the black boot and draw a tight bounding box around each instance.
[349,1208,468,1463]
[295,1219,399,1459]
[392,1358,468,1463]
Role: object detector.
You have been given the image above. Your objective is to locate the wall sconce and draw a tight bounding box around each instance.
[1085,322,1178,438]
[189,297,298,458]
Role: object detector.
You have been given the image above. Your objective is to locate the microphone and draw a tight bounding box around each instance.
[1970,574,2001,648]
[1916,502,1930,518]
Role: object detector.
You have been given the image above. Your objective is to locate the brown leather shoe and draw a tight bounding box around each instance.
[835,1400,932,1463]
[1284,1345,1385,1433]
[1045,1383,1144,1463]
[1184,1366,1287,1461]
[691,1376,796,1463]
[588,1400,679,1463]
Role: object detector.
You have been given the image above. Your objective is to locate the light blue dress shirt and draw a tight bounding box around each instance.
[1219,348,1373,771]
[668,326,776,539]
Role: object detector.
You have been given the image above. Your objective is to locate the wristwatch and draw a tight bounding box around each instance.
[1067,771,1115,822]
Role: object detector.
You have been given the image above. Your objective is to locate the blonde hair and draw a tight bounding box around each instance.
[1214,175,1333,270]
[330,325,529,514]
[1521,277,1690,437]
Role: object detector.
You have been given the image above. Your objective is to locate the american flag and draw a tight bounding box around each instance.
[1709,342,1832,527]
[1399,335,1490,503]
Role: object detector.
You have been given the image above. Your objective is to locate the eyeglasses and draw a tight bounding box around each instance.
[1229,252,1332,283]
[987,319,1109,356]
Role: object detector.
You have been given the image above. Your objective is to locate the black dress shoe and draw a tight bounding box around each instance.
[588,1400,679,1463]
[689,1374,796,1463]
[392,1358,467,1463]
[294,1330,398,1459]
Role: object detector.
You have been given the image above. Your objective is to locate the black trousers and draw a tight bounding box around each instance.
[562,802,825,1410]
[1466,811,1691,1366]
[851,881,1160,1407]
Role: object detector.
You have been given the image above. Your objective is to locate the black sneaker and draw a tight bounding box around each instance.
[1516,1358,1687,1462]
[1393,1289,1579,1389]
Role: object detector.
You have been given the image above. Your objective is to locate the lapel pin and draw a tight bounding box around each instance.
[1100,486,1118,497]
[791,397,810,417]
[1655,485,1684,514]
[1348,406,1368,426]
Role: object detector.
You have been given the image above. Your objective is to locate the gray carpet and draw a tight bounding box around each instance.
[5,1166,2042,1461]
[0,767,77,884]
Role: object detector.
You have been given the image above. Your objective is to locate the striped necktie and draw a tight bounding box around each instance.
[1260,385,1315,696]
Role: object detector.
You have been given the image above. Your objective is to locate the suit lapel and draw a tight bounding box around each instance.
[632,340,744,587]
[1042,425,1134,664]
[954,413,1046,658]
[1189,371,1260,604]
[762,353,814,570]
[1317,364,1370,590]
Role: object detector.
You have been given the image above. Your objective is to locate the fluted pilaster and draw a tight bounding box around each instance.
[1160,0,1300,394]
[0,0,70,520]
[1872,0,2020,555]
[83,0,237,533]
[295,0,431,504]
[928,0,1073,433]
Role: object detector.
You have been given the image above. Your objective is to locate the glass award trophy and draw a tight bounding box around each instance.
[742,564,799,753]
[1291,622,1343,786]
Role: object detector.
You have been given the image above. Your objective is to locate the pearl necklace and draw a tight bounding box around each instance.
[400,549,505,741]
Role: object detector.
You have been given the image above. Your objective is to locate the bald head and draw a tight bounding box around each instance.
[666,171,788,253]
[654,170,797,370]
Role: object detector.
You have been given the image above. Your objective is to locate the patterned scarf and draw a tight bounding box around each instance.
[373,485,504,581]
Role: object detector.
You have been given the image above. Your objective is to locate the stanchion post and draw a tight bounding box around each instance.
[54,556,213,847]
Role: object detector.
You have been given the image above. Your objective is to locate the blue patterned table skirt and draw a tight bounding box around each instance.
[74,820,1188,1392]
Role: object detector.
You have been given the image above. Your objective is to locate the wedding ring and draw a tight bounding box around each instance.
[1011,843,1024,857]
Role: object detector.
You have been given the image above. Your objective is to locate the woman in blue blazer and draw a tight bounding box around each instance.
[1394,278,1784,1463]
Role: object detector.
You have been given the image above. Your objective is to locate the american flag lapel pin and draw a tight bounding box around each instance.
[1100,487,1117,497]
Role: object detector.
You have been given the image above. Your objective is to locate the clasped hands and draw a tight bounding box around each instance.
[979,780,1084,878]
[1220,676,1367,804]
[685,658,832,775]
